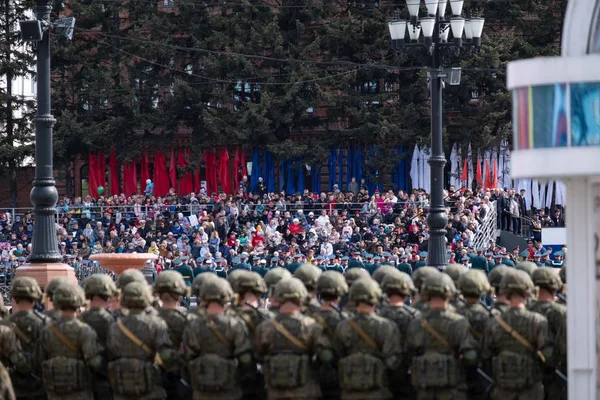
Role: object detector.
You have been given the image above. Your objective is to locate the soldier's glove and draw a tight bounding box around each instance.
[87,355,106,376]
[460,349,479,367]
[317,348,335,365]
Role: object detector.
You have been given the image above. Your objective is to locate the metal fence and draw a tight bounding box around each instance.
[473,201,498,249]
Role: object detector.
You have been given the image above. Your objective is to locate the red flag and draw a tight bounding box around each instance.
[233,148,241,191]
[483,159,491,189]
[475,158,483,187]
[109,149,119,195]
[492,159,498,189]
[218,148,231,194]
[140,150,150,190]
[461,159,468,183]
[123,160,138,196]
[240,148,247,177]
[203,150,218,195]
[193,167,201,192]
[88,152,99,198]
[153,152,170,196]
[177,150,193,195]
[97,151,106,194]
[168,149,177,191]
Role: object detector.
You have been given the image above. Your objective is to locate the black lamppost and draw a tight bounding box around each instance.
[388,0,484,268]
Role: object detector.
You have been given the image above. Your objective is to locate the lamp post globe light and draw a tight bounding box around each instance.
[388,0,484,269]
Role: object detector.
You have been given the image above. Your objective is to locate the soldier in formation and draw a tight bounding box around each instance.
[0,257,568,400]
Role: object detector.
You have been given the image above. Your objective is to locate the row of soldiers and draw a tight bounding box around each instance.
[0,258,566,400]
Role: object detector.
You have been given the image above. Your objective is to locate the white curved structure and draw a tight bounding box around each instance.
[507,1,600,398]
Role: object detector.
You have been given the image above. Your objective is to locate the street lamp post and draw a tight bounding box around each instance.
[388,0,484,269]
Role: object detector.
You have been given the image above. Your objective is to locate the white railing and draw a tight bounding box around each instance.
[472,201,498,249]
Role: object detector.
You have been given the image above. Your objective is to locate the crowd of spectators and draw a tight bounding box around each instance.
[0,178,563,271]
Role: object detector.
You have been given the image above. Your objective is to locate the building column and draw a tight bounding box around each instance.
[566,177,596,399]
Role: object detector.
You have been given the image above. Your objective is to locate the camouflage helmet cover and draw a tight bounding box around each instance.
[120,281,153,309]
[421,273,456,299]
[191,272,220,297]
[52,283,86,309]
[200,277,234,305]
[264,267,292,293]
[344,268,370,286]
[46,276,74,300]
[349,278,381,305]
[444,264,468,284]
[488,265,514,289]
[372,265,402,285]
[316,270,348,297]
[532,268,562,291]
[413,266,441,291]
[458,269,490,298]
[515,261,538,277]
[273,277,308,304]
[12,276,42,300]
[237,271,268,295]
[116,269,147,290]
[294,264,322,290]
[381,271,415,296]
[153,270,188,296]
[500,270,534,297]
[83,274,118,298]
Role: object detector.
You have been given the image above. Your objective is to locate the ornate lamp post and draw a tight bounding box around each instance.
[388,0,484,268]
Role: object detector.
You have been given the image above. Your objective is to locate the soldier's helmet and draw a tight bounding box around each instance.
[273,277,308,305]
[413,266,441,292]
[532,268,563,292]
[116,269,147,290]
[153,270,187,295]
[381,271,415,297]
[120,282,153,309]
[344,268,371,287]
[316,271,348,298]
[515,261,538,277]
[12,276,42,300]
[421,273,456,299]
[192,272,220,297]
[200,278,234,305]
[264,268,292,294]
[488,265,514,291]
[500,270,534,297]
[372,265,402,285]
[228,269,250,293]
[83,274,118,298]
[52,283,86,310]
[559,266,566,284]
[349,278,381,305]
[46,276,74,300]
[458,269,490,298]
[294,264,322,291]
[444,264,468,285]
[237,272,267,295]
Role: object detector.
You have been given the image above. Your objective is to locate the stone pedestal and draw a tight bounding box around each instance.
[14,263,77,310]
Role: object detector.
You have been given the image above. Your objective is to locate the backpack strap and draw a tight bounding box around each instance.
[48,324,79,353]
[206,318,233,350]
[493,315,546,364]
[117,319,164,367]
[10,322,31,345]
[348,319,378,349]
[419,318,450,348]
[270,320,308,351]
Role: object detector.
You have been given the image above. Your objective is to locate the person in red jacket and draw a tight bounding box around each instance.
[252,229,265,248]
[289,218,304,235]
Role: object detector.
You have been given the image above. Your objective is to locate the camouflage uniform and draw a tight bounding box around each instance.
[0,361,15,400]
[336,278,401,400]
[406,273,479,400]
[7,276,49,399]
[191,272,221,315]
[106,282,176,400]
[114,269,160,318]
[377,272,419,399]
[484,271,551,400]
[339,268,370,314]
[488,266,514,314]
[294,264,322,314]
[263,268,292,312]
[313,271,349,399]
[411,267,442,311]
[457,270,492,400]
[528,268,567,400]
[80,274,119,400]
[35,283,102,400]
[154,271,196,400]
[444,264,468,311]
[182,278,255,400]
[44,276,74,322]
[371,265,402,285]
[255,278,332,400]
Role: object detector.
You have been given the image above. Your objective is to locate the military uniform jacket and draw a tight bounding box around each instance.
[255,313,330,399]
[80,307,116,348]
[158,307,196,349]
[335,312,401,399]
[0,323,28,375]
[0,361,15,400]
[406,308,478,387]
[182,313,253,400]
[483,307,550,381]
[377,304,419,354]
[457,302,490,345]
[527,300,566,365]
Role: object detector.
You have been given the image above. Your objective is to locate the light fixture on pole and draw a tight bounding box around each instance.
[387,0,485,269]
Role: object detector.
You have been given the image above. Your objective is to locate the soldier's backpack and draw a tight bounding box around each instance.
[410,319,459,388]
[338,319,386,391]
[188,319,237,392]
[263,320,309,389]
[41,325,88,394]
